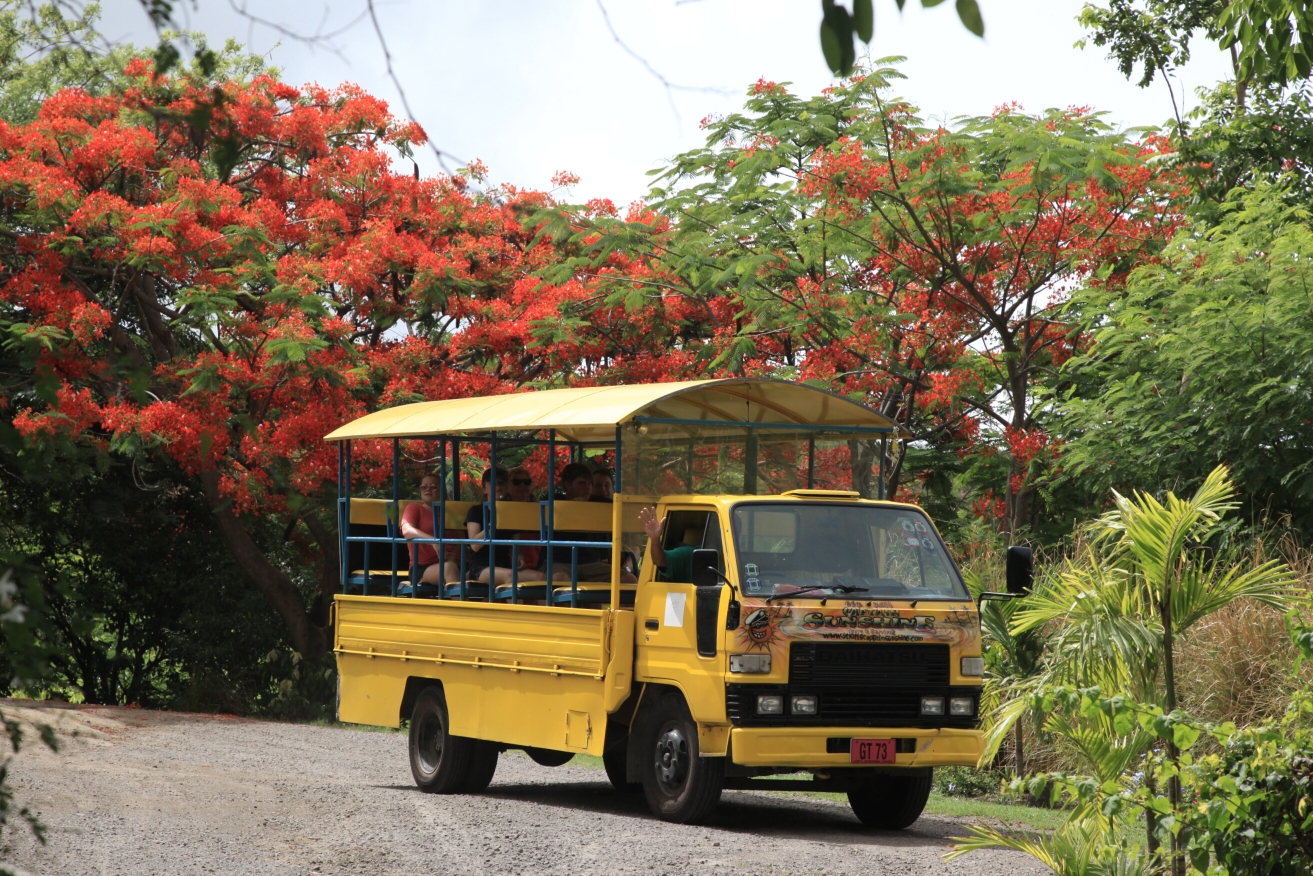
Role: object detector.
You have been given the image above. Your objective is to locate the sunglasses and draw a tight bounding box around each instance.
[511,478,532,485]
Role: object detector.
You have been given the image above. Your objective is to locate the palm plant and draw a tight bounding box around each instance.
[976,586,1049,777]
[972,466,1295,875]
[948,815,1154,876]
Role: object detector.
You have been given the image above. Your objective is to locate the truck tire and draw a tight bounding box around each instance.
[603,738,639,793]
[408,686,473,793]
[847,769,932,830]
[640,693,723,823]
[459,741,499,793]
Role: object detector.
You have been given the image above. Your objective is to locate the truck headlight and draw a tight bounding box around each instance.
[960,657,984,676]
[920,696,945,716]
[756,694,784,715]
[950,697,974,716]
[730,654,772,673]
[790,695,817,715]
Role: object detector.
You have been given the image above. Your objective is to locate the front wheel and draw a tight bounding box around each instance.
[847,769,932,830]
[408,686,474,793]
[640,694,723,823]
[603,737,639,793]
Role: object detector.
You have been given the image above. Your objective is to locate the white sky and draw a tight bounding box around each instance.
[96,0,1235,204]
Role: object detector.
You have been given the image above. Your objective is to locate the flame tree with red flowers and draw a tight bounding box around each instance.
[0,59,561,660]
[533,62,1183,535]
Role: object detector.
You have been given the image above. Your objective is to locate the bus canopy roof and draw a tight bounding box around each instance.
[324,378,903,444]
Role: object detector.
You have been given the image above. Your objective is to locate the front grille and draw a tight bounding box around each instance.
[727,642,977,729]
[791,642,950,687]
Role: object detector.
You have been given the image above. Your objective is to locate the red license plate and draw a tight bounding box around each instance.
[850,738,896,764]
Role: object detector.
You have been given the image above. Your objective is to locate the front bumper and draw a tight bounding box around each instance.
[729,725,984,768]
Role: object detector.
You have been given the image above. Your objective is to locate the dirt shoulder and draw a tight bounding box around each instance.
[3,700,1048,876]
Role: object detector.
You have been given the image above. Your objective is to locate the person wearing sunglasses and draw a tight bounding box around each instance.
[504,467,542,573]
[400,473,452,586]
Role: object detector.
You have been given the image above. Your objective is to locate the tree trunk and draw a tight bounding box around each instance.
[848,439,881,499]
[1160,591,1184,876]
[1012,719,1026,778]
[201,468,331,660]
[1005,477,1032,538]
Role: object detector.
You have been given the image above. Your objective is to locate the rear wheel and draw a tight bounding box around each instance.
[603,737,639,793]
[459,741,499,793]
[408,686,474,793]
[847,769,932,830]
[640,694,723,823]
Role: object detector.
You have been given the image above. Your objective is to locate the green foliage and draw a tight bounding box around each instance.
[818,0,983,76]
[1173,81,1313,213]
[1058,185,1313,530]
[1078,0,1313,93]
[1183,694,1313,874]
[1077,0,1226,89]
[0,454,331,715]
[0,552,58,862]
[933,764,1007,798]
[961,469,1305,874]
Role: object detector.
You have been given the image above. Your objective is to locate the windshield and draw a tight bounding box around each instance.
[730,503,969,600]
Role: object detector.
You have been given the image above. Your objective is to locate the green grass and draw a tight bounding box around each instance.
[923,793,1067,829]
[305,717,404,733]
[770,787,1064,830]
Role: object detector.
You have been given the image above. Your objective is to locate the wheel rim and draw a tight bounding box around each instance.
[653,722,690,795]
[415,708,444,776]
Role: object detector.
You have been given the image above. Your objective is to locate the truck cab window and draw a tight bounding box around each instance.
[731,503,968,600]
[658,510,713,582]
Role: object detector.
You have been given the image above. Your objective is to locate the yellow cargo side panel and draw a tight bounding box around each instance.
[335,596,629,756]
[337,653,410,727]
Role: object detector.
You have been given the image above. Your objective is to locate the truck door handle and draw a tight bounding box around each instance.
[644,619,659,631]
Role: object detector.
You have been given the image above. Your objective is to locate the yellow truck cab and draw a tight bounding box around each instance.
[327,378,1011,827]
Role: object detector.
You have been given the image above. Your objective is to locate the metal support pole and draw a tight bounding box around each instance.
[613,426,623,494]
[545,430,556,603]
[338,443,347,593]
[451,439,461,500]
[807,435,816,489]
[878,436,887,500]
[744,427,758,495]
[390,438,400,596]
[488,431,498,599]
[686,440,695,494]
[435,438,447,597]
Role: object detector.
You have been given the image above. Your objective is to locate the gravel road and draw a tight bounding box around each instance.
[4,700,1049,876]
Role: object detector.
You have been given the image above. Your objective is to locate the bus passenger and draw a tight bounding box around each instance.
[465,468,513,583]
[590,467,614,501]
[479,467,546,585]
[400,473,447,586]
[638,507,696,582]
[550,463,636,584]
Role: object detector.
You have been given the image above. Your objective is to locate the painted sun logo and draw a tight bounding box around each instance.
[736,604,789,653]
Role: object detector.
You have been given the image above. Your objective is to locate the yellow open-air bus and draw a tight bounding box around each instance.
[327,378,1029,826]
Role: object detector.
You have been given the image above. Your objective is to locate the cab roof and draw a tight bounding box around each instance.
[324,378,905,444]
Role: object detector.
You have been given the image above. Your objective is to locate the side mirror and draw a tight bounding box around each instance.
[1006,545,1033,595]
[691,549,721,588]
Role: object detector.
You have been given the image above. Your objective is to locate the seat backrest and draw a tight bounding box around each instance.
[549,501,613,533]
[493,501,544,532]
[349,497,415,527]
